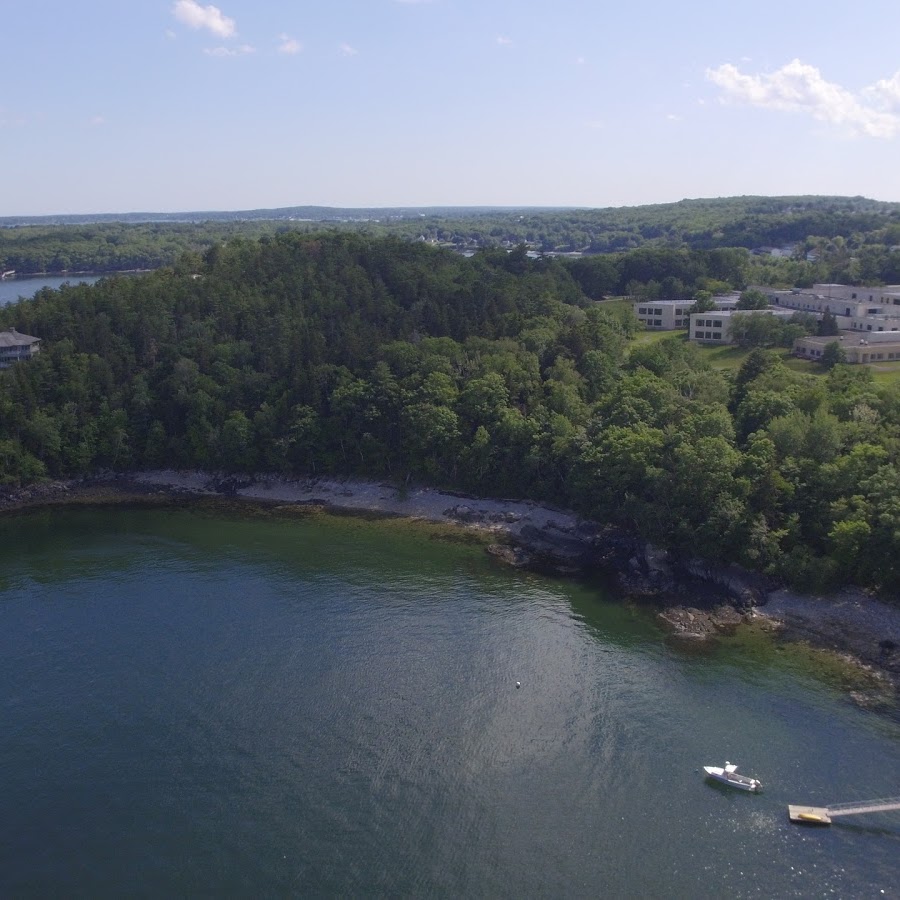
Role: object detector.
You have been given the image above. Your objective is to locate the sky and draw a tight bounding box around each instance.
[4,0,900,216]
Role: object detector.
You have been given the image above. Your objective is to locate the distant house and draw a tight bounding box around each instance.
[0,328,41,368]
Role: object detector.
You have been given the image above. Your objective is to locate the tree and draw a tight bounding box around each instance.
[818,309,839,336]
[819,341,846,370]
[688,290,715,314]
[736,289,769,310]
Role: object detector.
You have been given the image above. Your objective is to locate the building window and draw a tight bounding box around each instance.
[638,307,647,314]
[713,332,721,339]
[713,320,722,327]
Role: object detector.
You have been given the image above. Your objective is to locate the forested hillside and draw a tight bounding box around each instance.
[1,232,899,595]
[3,195,900,280]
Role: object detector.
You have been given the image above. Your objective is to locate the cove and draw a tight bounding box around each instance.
[0,506,898,897]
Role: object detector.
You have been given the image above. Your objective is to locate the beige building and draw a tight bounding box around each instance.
[0,328,41,368]
[793,330,900,364]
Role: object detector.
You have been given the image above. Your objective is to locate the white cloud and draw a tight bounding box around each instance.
[89,115,106,126]
[339,43,358,56]
[204,44,254,57]
[172,0,236,39]
[865,71,900,110]
[706,59,900,139]
[393,0,434,3]
[575,56,586,66]
[666,113,682,121]
[277,34,302,55]
[496,35,512,46]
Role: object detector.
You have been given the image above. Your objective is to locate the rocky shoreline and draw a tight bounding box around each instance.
[2,470,898,701]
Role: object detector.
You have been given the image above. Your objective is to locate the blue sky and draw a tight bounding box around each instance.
[4,0,900,215]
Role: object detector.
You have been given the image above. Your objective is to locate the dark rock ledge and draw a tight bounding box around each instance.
[1,473,897,697]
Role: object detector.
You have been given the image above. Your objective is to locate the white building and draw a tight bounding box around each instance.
[633,292,739,331]
[756,284,900,323]
[689,308,797,345]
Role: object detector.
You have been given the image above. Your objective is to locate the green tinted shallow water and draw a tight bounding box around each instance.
[1,507,898,897]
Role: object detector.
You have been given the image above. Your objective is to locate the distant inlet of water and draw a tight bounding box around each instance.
[0,506,898,897]
[0,273,105,306]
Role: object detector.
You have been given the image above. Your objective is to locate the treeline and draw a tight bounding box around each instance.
[4,195,900,281]
[1,232,899,596]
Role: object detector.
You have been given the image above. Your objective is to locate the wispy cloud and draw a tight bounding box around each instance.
[89,115,106,126]
[393,0,434,4]
[496,35,512,46]
[172,0,236,39]
[339,42,358,57]
[277,34,302,55]
[706,59,900,139]
[204,44,255,57]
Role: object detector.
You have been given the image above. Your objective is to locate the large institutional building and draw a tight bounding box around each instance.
[633,283,900,363]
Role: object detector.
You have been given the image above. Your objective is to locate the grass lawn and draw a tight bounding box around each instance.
[869,363,900,386]
[631,329,685,346]
[626,329,900,384]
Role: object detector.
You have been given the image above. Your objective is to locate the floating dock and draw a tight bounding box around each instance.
[789,797,900,826]
[788,805,831,825]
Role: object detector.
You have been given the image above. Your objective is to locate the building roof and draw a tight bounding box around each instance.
[0,328,40,348]
[690,308,796,319]
[795,330,900,348]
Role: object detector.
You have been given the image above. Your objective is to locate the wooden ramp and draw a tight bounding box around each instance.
[789,796,900,826]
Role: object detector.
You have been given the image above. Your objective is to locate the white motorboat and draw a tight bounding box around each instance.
[703,762,762,792]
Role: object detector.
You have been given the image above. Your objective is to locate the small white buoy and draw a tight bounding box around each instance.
[516,681,521,688]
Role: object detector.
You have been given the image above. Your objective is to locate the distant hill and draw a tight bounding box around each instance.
[3,195,900,276]
[2,195,897,230]
[0,205,567,228]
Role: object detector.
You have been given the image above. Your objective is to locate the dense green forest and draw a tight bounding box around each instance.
[4,195,900,283]
[1,232,899,596]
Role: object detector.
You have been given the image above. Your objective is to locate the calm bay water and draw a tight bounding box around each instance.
[0,274,103,306]
[0,507,898,897]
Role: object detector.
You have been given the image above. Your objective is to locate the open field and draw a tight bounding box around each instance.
[627,327,900,385]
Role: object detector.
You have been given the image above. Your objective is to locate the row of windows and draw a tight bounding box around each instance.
[638,318,688,328]
[636,307,688,316]
[801,347,899,361]
[694,331,722,340]
[695,319,723,328]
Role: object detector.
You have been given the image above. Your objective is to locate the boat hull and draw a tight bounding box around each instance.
[703,765,762,792]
